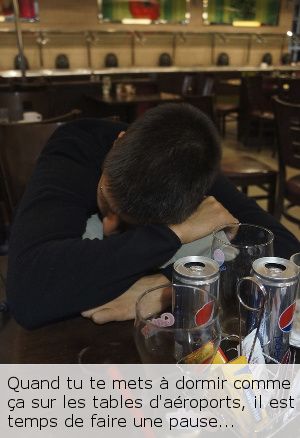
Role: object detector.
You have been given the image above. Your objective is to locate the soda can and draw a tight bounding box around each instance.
[290,252,300,347]
[243,257,299,363]
[172,256,219,329]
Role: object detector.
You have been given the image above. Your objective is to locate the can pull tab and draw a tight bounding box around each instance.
[236,276,267,363]
[185,262,206,272]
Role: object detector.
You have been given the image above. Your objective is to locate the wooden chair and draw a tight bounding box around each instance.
[277,78,300,103]
[181,94,217,125]
[240,76,275,150]
[183,92,277,213]
[273,96,300,225]
[216,101,239,138]
[214,77,240,138]
[221,155,277,215]
[0,122,62,222]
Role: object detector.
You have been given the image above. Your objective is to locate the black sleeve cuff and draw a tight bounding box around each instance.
[160,263,174,281]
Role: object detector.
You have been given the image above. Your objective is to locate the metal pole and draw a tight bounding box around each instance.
[172,33,177,65]
[12,0,26,80]
[131,32,135,66]
[85,32,93,70]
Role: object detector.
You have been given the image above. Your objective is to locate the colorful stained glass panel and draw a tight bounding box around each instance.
[203,0,280,26]
[0,0,39,22]
[99,1,189,24]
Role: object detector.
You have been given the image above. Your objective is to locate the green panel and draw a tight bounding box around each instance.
[102,1,187,23]
[255,0,280,25]
[161,0,186,22]
[223,0,233,24]
[205,0,280,25]
[215,0,225,24]
[102,1,130,21]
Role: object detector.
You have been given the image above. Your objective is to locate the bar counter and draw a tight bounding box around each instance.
[1,64,300,79]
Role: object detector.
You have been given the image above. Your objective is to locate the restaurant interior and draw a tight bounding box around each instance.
[0,0,300,366]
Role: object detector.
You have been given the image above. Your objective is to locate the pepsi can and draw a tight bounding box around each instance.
[172,256,219,328]
[246,257,299,363]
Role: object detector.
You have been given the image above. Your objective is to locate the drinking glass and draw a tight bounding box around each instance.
[211,223,274,336]
[134,283,220,364]
[290,252,300,347]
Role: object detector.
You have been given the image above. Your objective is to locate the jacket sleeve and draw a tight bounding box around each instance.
[208,173,300,258]
[6,119,181,329]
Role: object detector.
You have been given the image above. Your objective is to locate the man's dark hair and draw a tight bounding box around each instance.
[103,103,221,224]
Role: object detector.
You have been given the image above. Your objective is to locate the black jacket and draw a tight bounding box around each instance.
[6,119,300,329]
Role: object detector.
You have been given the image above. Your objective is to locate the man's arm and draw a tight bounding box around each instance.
[82,197,238,325]
[7,114,238,330]
[209,173,300,258]
[81,273,169,324]
[7,119,182,329]
[82,174,299,327]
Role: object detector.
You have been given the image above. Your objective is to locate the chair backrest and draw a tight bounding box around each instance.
[273,96,300,171]
[241,76,271,113]
[0,122,61,220]
[202,76,215,96]
[181,75,196,95]
[182,94,217,125]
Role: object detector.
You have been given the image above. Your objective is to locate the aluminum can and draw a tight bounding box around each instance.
[246,257,299,363]
[290,252,300,347]
[172,256,219,329]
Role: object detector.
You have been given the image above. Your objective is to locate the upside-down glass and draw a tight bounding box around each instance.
[211,223,274,336]
[134,284,221,364]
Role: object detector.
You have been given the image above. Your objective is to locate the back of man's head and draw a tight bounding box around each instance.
[103,102,221,224]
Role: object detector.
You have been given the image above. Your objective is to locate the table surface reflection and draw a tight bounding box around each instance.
[87,92,182,105]
[0,313,140,364]
[0,312,299,364]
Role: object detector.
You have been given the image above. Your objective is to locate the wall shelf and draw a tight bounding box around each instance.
[0,28,297,71]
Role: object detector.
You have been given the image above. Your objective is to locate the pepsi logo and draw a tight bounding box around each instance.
[278,301,296,333]
[195,301,214,326]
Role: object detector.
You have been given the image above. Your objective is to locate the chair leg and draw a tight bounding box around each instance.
[244,119,251,147]
[274,186,284,220]
[222,114,226,137]
[267,178,276,216]
[257,118,264,152]
[241,186,248,195]
[216,113,223,137]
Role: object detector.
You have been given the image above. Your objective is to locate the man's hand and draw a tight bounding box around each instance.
[169,196,238,244]
[81,274,169,325]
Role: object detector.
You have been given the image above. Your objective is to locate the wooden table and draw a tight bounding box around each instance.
[0,312,140,364]
[98,92,181,104]
[1,310,299,364]
[84,92,182,122]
